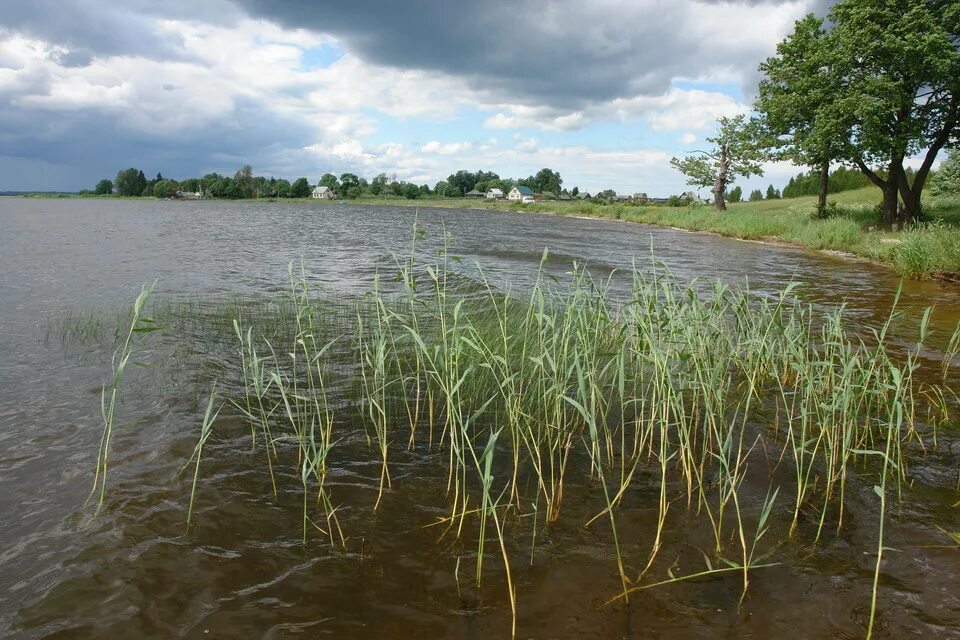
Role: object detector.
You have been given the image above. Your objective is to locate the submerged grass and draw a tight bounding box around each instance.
[85,236,960,637]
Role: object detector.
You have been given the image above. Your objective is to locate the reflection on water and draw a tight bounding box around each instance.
[1,198,959,639]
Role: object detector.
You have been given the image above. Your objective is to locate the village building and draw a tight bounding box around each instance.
[465,189,485,199]
[311,186,335,200]
[507,185,534,201]
[486,188,504,199]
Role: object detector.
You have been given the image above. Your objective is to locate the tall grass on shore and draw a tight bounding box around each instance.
[89,245,957,637]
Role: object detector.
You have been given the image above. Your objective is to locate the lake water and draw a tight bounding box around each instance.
[1,197,959,638]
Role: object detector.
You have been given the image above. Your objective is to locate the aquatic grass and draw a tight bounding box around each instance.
[88,281,167,508]
[88,244,959,637]
[183,386,221,528]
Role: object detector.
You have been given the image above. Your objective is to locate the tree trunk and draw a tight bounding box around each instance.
[713,142,730,212]
[817,161,829,216]
[712,176,726,211]
[881,182,899,226]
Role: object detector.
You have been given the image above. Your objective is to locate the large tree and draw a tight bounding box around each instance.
[760,0,959,224]
[755,14,841,216]
[670,115,764,211]
[94,179,113,195]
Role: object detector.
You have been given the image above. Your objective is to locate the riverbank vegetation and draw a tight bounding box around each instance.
[83,240,960,638]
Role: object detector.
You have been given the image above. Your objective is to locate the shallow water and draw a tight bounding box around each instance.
[1,198,959,639]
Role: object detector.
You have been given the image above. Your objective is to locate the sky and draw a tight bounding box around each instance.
[0,0,840,196]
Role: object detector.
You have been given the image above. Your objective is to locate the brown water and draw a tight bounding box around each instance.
[1,198,959,639]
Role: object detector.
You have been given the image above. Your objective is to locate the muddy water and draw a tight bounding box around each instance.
[1,197,959,639]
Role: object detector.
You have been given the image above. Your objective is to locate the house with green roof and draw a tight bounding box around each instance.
[507,185,534,201]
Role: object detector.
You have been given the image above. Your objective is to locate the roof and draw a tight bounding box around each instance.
[488,187,504,194]
[465,189,484,196]
[513,185,534,195]
[541,190,556,198]
[313,186,332,193]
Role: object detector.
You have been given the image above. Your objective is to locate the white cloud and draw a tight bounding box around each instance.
[422,140,472,155]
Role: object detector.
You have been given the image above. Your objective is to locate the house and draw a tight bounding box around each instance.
[508,186,534,201]
[558,193,572,201]
[541,190,556,200]
[577,192,592,199]
[678,191,703,204]
[486,188,504,199]
[465,189,485,199]
[312,185,335,199]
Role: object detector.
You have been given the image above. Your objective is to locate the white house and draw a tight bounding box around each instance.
[312,185,335,200]
[507,186,534,201]
[486,188,504,199]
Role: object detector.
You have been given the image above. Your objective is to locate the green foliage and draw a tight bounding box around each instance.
[749,189,763,202]
[94,179,113,195]
[670,115,765,210]
[339,173,360,191]
[114,168,147,197]
[290,177,311,198]
[782,166,873,198]
[765,185,780,200]
[319,173,339,192]
[729,186,742,202]
[931,150,960,197]
[153,179,180,198]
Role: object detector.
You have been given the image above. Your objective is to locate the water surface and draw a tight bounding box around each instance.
[1,198,959,638]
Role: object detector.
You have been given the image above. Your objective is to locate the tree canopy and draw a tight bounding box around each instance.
[756,0,960,222]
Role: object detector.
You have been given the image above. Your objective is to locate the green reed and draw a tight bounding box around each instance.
[89,243,957,639]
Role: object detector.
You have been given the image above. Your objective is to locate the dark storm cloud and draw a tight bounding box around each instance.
[232,0,814,109]
[0,0,241,62]
[0,97,317,190]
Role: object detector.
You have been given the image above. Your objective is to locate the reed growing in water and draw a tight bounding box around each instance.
[90,239,959,638]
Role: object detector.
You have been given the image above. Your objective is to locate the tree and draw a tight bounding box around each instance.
[571,186,579,197]
[533,168,562,194]
[290,177,311,198]
[340,173,360,191]
[319,173,339,192]
[401,182,421,199]
[115,168,147,197]
[670,115,764,211]
[447,170,477,195]
[370,173,389,196]
[94,179,113,195]
[828,0,959,222]
[153,179,179,198]
[233,165,254,198]
[749,189,764,202]
[274,178,292,198]
[931,149,960,196]
[765,184,780,199]
[761,1,960,223]
[729,186,743,202]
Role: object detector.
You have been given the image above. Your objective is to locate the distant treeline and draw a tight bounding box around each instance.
[88,166,585,201]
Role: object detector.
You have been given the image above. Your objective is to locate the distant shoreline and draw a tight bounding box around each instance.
[7,190,958,283]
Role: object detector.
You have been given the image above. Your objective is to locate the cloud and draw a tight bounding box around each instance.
[0,0,830,193]
[422,141,472,155]
[234,0,809,109]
